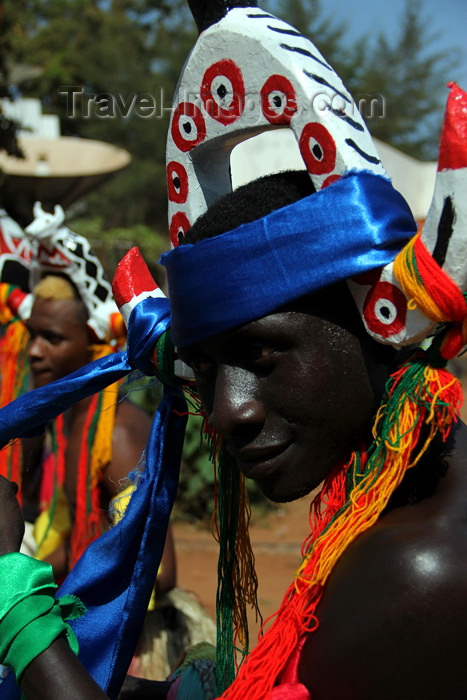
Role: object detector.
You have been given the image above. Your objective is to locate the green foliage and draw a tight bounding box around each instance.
[68,215,169,281]
[0,1,25,157]
[342,0,459,160]
[6,0,195,229]
[272,0,352,70]
[121,371,164,415]
[173,412,216,523]
[266,0,459,160]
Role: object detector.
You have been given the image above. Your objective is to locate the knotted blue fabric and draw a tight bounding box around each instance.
[0,297,187,699]
[0,297,172,445]
[162,172,417,347]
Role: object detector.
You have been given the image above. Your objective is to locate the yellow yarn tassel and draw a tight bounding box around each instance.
[88,344,119,486]
[0,316,29,487]
[394,232,448,321]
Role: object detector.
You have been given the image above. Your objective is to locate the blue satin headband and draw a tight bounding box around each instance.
[161,172,417,348]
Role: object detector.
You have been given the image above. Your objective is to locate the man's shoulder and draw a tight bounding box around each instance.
[343,509,467,604]
[350,426,467,599]
[115,397,153,426]
[113,398,153,451]
[109,399,153,482]
[300,505,467,698]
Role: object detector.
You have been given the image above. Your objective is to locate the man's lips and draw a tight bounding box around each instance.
[30,367,53,384]
[229,441,292,480]
[30,366,52,376]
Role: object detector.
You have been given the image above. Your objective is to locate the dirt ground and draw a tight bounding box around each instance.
[173,383,467,650]
[172,495,313,648]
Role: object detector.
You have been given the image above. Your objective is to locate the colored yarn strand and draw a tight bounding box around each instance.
[69,392,102,568]
[35,414,67,557]
[0,307,30,489]
[394,232,467,359]
[200,422,261,694]
[69,344,119,569]
[154,328,192,389]
[215,447,241,691]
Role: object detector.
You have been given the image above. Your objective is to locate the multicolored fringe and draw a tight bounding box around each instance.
[394,230,467,360]
[69,343,120,568]
[198,420,261,693]
[34,413,68,560]
[0,284,30,492]
[35,344,120,572]
[215,346,462,699]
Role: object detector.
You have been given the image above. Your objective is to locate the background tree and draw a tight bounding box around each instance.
[6,0,195,231]
[4,0,458,236]
[269,0,458,160]
[341,0,457,159]
[0,1,25,160]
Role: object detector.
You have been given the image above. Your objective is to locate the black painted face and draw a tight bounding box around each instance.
[178,296,378,503]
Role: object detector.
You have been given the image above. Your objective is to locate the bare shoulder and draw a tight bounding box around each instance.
[114,398,153,440]
[300,500,467,699]
[115,396,153,425]
[108,399,153,487]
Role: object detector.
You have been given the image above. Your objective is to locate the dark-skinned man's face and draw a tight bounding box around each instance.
[27,297,91,388]
[178,299,377,503]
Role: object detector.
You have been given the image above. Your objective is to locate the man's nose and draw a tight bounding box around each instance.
[27,336,45,360]
[208,365,265,439]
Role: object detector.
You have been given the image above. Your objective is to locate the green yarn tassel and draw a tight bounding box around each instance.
[216,445,242,692]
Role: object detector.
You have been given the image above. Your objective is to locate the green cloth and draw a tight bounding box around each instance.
[0,553,86,681]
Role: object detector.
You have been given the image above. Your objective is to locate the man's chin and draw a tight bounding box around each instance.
[31,373,53,389]
[257,477,321,504]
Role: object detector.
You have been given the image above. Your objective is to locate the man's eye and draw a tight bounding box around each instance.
[249,344,277,363]
[189,357,215,374]
[45,334,63,345]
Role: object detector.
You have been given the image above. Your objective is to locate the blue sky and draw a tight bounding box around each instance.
[321,0,467,89]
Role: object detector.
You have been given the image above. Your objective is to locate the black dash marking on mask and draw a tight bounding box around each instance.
[345,138,381,164]
[330,107,364,131]
[280,44,331,71]
[303,71,350,103]
[96,284,109,302]
[267,25,304,37]
[247,13,276,19]
[433,196,455,267]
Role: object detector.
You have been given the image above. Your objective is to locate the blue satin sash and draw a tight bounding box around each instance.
[59,387,186,698]
[0,297,186,699]
[162,172,416,347]
[0,297,171,446]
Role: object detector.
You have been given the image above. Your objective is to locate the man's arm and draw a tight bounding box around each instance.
[21,638,109,700]
[0,476,109,699]
[110,398,177,596]
[156,525,176,596]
